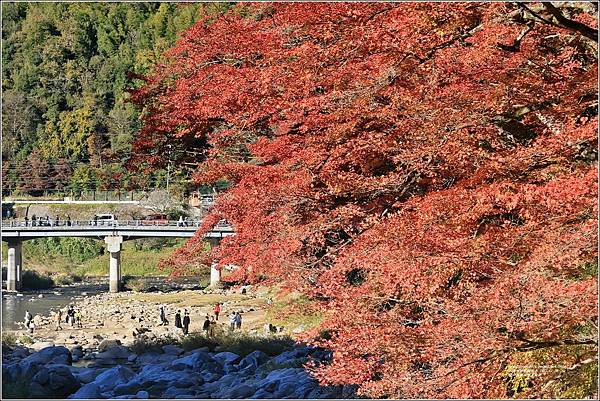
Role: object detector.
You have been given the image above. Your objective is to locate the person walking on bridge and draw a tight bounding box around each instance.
[31,214,37,227]
[66,214,71,226]
[175,310,182,329]
[182,310,190,335]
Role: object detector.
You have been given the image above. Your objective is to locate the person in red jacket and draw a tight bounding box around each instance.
[213,303,221,321]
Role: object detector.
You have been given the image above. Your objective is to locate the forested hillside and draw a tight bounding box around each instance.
[1,2,230,195]
[134,2,598,398]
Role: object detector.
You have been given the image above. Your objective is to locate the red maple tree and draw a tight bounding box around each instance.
[130,2,598,398]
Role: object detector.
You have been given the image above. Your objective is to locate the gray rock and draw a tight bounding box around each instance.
[96,345,130,359]
[72,367,105,384]
[271,348,310,364]
[137,351,161,364]
[238,350,270,370]
[97,338,122,352]
[135,390,149,399]
[213,351,241,365]
[135,364,184,384]
[17,345,72,379]
[170,350,213,370]
[69,382,102,399]
[250,389,277,399]
[161,344,184,355]
[229,383,257,399]
[31,364,81,397]
[12,346,30,358]
[163,386,194,398]
[93,365,135,392]
[114,380,142,396]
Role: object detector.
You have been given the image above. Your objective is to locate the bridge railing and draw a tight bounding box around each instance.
[0,219,232,229]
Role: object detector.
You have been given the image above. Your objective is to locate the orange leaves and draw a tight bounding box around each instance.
[131,1,598,398]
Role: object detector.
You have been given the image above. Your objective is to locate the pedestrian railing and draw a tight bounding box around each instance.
[0,219,233,230]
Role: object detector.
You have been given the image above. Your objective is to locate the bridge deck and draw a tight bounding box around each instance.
[0,220,234,240]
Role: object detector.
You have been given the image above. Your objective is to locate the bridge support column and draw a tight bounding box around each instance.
[104,236,123,293]
[6,240,23,292]
[209,261,222,288]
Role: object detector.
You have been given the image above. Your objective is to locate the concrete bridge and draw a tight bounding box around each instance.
[1,220,234,293]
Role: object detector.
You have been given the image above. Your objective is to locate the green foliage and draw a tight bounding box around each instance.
[178,331,295,357]
[130,334,179,355]
[21,270,54,290]
[123,277,150,292]
[2,332,17,347]
[24,237,104,263]
[574,259,598,280]
[258,357,309,374]
[2,2,231,193]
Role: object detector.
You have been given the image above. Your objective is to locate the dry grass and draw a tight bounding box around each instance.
[126,291,265,308]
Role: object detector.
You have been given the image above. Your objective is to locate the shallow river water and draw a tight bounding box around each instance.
[1,277,203,330]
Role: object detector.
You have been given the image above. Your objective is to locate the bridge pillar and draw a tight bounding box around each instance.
[209,261,222,288]
[6,240,23,292]
[104,236,123,293]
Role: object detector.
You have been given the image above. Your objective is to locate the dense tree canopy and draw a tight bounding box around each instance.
[133,2,598,398]
[1,2,231,194]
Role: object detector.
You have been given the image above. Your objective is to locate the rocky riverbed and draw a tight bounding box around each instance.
[3,341,354,399]
[3,287,351,399]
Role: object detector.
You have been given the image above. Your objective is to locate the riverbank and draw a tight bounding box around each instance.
[2,286,351,399]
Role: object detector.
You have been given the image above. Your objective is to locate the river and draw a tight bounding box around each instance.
[1,277,204,331]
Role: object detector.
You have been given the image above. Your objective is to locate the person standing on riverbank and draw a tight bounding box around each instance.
[159,305,168,325]
[235,311,242,330]
[75,309,82,328]
[24,310,32,329]
[229,312,236,331]
[213,303,221,321]
[175,310,182,329]
[208,316,216,337]
[182,310,190,335]
[55,310,63,331]
[67,306,75,326]
[203,315,210,336]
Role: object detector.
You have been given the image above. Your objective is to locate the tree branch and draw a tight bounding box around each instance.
[542,3,598,41]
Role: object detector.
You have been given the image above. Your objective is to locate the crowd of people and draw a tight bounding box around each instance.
[24,214,72,227]
[24,302,245,338]
[159,302,244,337]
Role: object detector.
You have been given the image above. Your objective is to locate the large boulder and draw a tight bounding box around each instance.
[69,382,103,399]
[135,364,186,385]
[93,365,135,392]
[228,383,258,399]
[31,364,80,398]
[71,367,105,384]
[97,339,121,352]
[170,350,214,370]
[161,345,184,356]
[238,350,270,371]
[16,345,72,379]
[270,347,311,365]
[96,345,130,360]
[213,351,241,365]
